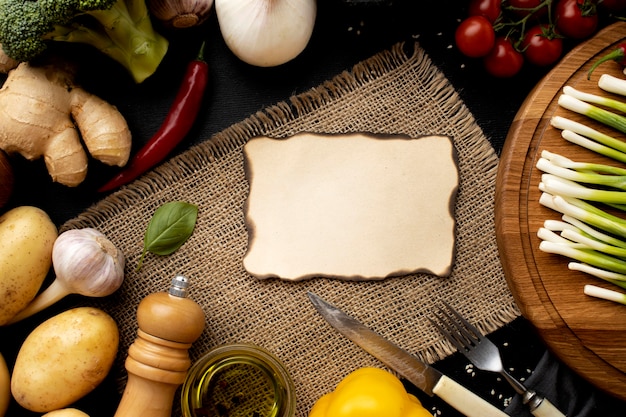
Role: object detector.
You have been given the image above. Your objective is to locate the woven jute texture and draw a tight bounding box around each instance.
[65,42,520,416]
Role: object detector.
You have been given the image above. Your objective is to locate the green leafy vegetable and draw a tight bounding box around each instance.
[137,201,198,271]
[547,118,626,163]
[540,78,626,306]
[558,94,626,135]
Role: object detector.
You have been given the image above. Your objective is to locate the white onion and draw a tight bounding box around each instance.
[215,0,317,67]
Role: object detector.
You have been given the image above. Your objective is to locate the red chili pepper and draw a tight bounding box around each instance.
[98,41,209,192]
[587,42,626,79]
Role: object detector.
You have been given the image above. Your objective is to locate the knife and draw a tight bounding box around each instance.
[307,292,509,417]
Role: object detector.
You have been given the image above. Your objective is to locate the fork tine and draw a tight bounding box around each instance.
[441,301,484,343]
[428,312,468,353]
[429,302,491,358]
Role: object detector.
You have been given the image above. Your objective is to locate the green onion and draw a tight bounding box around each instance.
[539,240,626,274]
[537,225,586,247]
[561,215,626,249]
[584,284,626,305]
[558,94,626,134]
[551,116,626,153]
[550,116,626,162]
[561,228,626,258]
[563,85,626,114]
[539,192,626,238]
[537,153,626,189]
[562,130,626,163]
[598,73,626,97]
[571,263,626,282]
[541,78,626,305]
[540,173,626,204]
[541,150,626,172]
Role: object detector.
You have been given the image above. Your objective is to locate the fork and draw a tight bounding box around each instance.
[429,302,566,417]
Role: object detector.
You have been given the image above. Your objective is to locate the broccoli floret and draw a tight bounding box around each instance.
[0,0,169,83]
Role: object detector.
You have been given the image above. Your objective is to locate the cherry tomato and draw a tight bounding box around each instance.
[507,0,548,18]
[522,25,564,66]
[555,0,599,39]
[455,16,496,58]
[468,0,501,23]
[483,37,524,78]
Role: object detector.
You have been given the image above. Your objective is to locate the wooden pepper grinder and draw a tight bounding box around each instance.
[114,274,206,417]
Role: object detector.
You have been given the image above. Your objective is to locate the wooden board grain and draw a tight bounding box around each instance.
[496,22,626,401]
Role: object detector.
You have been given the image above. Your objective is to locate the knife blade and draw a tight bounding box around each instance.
[307,292,509,417]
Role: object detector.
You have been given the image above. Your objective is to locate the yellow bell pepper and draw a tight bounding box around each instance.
[309,367,432,417]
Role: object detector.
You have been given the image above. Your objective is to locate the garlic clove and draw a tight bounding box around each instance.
[149,0,214,28]
[215,0,317,67]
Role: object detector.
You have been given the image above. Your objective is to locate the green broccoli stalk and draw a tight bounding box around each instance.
[0,0,169,83]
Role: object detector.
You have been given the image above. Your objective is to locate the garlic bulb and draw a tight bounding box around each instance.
[215,0,317,67]
[149,0,214,28]
[8,228,125,324]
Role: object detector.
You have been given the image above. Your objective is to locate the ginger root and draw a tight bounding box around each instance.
[0,61,131,186]
[0,44,19,73]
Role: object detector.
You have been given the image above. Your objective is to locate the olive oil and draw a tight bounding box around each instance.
[182,344,295,417]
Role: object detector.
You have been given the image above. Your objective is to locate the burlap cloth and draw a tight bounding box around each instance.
[65,42,521,416]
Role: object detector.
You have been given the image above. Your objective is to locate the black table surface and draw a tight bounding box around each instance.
[2,1,626,416]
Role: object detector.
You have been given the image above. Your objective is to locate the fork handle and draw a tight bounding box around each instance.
[525,391,566,417]
[433,375,509,417]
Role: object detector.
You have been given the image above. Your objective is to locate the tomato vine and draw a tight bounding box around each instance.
[457,0,624,78]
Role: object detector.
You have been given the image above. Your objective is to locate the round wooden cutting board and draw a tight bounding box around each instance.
[496,22,626,401]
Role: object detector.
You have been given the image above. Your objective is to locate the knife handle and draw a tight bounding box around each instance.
[527,392,566,417]
[432,375,509,417]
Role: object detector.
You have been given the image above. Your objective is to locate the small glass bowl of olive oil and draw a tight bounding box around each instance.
[181,343,296,417]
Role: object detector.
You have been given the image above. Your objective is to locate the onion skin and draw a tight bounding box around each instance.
[149,0,214,28]
[216,0,317,67]
[0,150,13,209]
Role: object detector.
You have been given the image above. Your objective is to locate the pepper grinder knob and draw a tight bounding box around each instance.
[113,275,206,417]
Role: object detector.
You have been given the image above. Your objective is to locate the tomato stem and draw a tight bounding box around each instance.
[494,0,555,51]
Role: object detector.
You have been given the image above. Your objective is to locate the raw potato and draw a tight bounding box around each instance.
[0,206,57,325]
[43,408,90,417]
[11,307,119,413]
[0,352,9,417]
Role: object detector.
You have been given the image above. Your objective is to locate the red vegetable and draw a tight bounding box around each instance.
[98,42,209,192]
[468,0,501,23]
[522,24,563,67]
[455,15,495,58]
[483,37,524,78]
[555,0,598,39]
[587,42,626,79]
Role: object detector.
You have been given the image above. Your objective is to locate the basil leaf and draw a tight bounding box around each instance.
[137,201,198,271]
